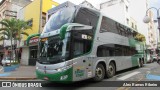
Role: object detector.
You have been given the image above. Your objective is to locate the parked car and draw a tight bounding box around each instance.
[1,57,14,66]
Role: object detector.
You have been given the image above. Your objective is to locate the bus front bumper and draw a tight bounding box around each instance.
[36,68,73,82]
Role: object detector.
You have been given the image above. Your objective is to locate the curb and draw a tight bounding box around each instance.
[0,77,37,80]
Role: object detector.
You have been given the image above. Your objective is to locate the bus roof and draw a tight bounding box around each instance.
[48,1,75,15]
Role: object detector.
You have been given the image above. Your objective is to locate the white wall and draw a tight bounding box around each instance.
[17,7,24,20]
[21,47,29,65]
[100,1,126,25]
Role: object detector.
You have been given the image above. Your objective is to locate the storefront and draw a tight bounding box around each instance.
[29,46,38,66]
[21,37,39,66]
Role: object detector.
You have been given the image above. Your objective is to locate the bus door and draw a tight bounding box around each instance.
[71,30,93,81]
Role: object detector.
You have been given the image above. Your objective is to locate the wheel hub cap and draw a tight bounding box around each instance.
[96,67,103,78]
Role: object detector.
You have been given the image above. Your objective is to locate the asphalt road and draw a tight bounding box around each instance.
[1,62,160,90]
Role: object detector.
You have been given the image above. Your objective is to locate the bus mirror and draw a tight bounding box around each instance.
[60,24,93,40]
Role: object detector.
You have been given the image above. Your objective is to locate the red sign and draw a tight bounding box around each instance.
[24,37,39,45]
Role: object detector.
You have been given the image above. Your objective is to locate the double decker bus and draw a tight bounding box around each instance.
[36,1,146,82]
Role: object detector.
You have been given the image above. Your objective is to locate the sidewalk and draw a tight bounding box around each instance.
[0,66,37,80]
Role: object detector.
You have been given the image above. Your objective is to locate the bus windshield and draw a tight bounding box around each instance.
[39,34,70,64]
[43,7,76,33]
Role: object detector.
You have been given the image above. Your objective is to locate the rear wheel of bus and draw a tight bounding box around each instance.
[138,59,143,67]
[106,62,116,78]
[93,64,105,81]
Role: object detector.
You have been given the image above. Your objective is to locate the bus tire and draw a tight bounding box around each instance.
[141,60,144,67]
[139,59,143,67]
[157,60,160,65]
[93,64,105,81]
[106,62,115,78]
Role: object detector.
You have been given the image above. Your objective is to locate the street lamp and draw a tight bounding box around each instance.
[143,7,160,29]
[143,7,160,62]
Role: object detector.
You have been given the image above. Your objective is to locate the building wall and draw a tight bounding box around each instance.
[100,0,129,26]
[148,10,157,49]
[101,0,125,25]
[130,17,137,30]
[42,0,59,12]
[0,0,23,58]
[19,0,59,65]
[22,0,59,40]
[0,1,23,47]
[22,0,41,40]
[21,47,29,65]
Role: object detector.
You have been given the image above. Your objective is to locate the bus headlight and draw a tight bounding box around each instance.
[55,62,77,71]
[56,68,62,72]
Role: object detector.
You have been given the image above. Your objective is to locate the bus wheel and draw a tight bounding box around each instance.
[93,64,105,81]
[139,60,143,67]
[106,62,115,78]
[157,60,160,65]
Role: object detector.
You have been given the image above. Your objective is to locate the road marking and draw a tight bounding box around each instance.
[146,74,160,80]
[140,68,150,70]
[0,73,10,77]
[118,71,140,80]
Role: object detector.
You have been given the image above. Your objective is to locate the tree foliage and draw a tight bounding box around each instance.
[134,33,146,42]
[0,18,31,62]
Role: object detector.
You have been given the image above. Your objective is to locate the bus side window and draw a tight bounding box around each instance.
[100,17,108,33]
[97,45,111,57]
[74,8,99,32]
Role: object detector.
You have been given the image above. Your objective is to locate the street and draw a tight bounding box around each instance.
[0,62,160,90]
[39,62,160,90]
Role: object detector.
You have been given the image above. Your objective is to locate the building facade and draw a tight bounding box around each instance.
[18,0,59,66]
[147,10,157,50]
[100,0,130,26]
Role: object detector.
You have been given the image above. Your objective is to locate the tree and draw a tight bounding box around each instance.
[0,18,31,64]
[0,18,17,63]
[134,33,146,42]
[14,19,31,61]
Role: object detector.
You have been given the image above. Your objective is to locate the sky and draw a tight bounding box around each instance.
[150,0,160,8]
[149,0,160,19]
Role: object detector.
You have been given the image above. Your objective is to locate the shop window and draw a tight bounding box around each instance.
[30,46,37,59]
[27,19,33,27]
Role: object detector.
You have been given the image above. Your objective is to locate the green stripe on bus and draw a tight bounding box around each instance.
[36,67,73,82]
[131,56,138,67]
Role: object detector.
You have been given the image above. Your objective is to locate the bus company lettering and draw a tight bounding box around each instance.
[75,69,84,77]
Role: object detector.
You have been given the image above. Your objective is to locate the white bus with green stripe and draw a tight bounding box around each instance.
[36,1,146,82]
